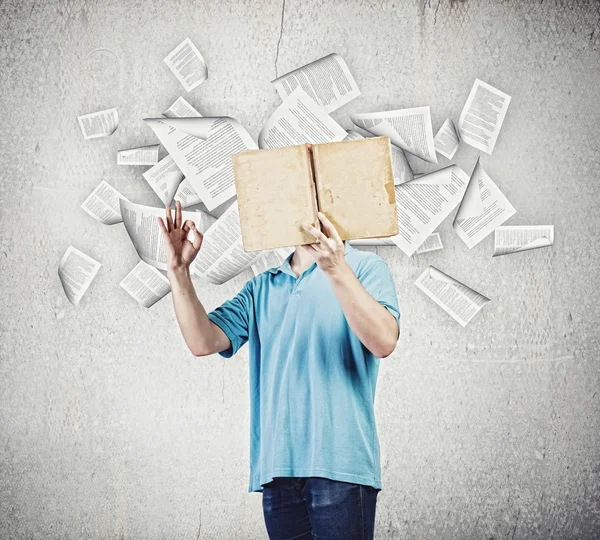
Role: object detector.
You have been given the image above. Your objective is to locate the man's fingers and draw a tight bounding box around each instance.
[175,200,182,229]
[157,216,169,239]
[317,211,342,243]
[190,223,203,251]
[302,221,329,245]
[182,219,194,232]
[165,204,174,231]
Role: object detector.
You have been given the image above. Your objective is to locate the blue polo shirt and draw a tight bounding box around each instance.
[206,241,401,493]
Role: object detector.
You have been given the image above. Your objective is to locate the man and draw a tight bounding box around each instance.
[159,199,401,540]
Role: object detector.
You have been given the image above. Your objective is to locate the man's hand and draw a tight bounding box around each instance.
[157,200,203,272]
[302,211,348,276]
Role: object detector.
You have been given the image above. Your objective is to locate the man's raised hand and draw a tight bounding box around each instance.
[157,200,203,272]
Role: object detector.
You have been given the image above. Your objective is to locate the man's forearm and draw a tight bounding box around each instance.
[167,266,220,356]
[326,262,399,358]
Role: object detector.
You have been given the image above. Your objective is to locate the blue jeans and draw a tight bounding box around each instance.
[261,476,379,539]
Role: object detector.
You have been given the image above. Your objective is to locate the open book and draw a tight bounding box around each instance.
[232,136,399,252]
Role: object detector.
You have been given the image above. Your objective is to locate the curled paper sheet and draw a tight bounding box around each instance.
[434,118,460,160]
[117,144,160,165]
[77,108,118,140]
[391,165,470,257]
[164,38,208,92]
[81,180,129,225]
[258,87,346,149]
[58,246,102,306]
[350,108,437,164]
[271,53,361,114]
[415,266,490,327]
[120,261,171,308]
[493,226,554,257]
[144,116,256,211]
[453,159,516,249]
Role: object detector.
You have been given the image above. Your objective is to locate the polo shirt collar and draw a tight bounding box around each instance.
[267,240,356,275]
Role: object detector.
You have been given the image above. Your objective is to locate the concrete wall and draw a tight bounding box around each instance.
[1,0,599,538]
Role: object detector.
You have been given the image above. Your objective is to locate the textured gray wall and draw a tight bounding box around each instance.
[1,0,599,538]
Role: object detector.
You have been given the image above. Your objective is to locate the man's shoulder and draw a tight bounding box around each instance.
[346,246,390,274]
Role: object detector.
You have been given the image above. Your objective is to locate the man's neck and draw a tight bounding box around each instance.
[290,244,318,278]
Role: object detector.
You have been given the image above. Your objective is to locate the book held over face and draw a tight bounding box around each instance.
[232,136,399,252]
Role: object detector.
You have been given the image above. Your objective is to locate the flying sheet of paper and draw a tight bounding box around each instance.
[434,118,460,160]
[415,266,490,327]
[190,201,266,285]
[271,53,361,114]
[163,96,202,118]
[348,237,395,246]
[173,178,202,208]
[145,116,256,211]
[164,38,208,92]
[493,225,554,257]
[416,232,443,253]
[77,108,118,140]
[453,160,516,249]
[58,246,102,306]
[349,232,442,252]
[142,155,184,206]
[350,107,437,163]
[251,246,295,276]
[117,144,160,165]
[81,180,129,225]
[120,261,171,308]
[119,199,215,271]
[391,165,470,257]
[344,130,413,185]
[458,79,511,155]
[258,87,347,149]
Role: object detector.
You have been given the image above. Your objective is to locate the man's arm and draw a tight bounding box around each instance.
[167,265,231,357]
[158,201,231,357]
[325,262,399,358]
[303,211,399,358]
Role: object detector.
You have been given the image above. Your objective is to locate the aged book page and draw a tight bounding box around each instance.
[311,136,398,241]
[232,144,320,252]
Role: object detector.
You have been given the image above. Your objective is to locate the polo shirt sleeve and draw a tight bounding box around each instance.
[357,256,401,336]
[206,280,252,358]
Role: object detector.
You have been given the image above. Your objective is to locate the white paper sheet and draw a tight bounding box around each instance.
[493,225,554,257]
[343,129,413,185]
[416,232,443,253]
[173,178,202,208]
[271,53,361,114]
[164,38,208,92]
[458,79,511,154]
[119,199,215,271]
[190,200,266,285]
[348,237,395,246]
[81,180,129,225]
[453,159,516,249]
[117,144,160,165]
[144,116,256,211]
[349,233,442,251]
[120,261,171,308]
[391,165,470,257]
[251,246,295,276]
[434,118,460,160]
[142,154,184,205]
[258,87,347,149]
[350,107,437,163]
[58,246,102,306]
[415,266,490,327]
[163,96,202,118]
[77,108,118,140]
